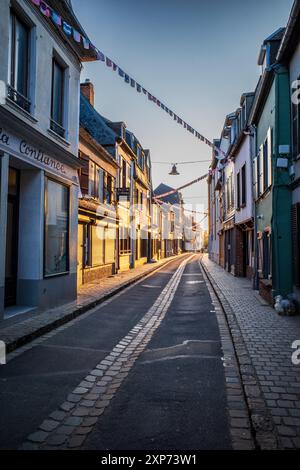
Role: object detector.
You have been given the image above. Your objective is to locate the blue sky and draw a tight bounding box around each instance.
[72,0,293,226]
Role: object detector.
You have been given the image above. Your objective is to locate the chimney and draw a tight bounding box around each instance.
[80,79,94,106]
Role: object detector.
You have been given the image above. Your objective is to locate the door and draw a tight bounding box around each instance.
[77,223,84,287]
[5,168,19,307]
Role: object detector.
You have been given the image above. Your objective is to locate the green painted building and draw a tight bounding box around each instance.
[250,29,293,304]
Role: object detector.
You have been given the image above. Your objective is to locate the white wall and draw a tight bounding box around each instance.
[0,0,81,156]
[234,135,253,224]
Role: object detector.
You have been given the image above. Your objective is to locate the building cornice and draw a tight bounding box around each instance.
[0,105,82,168]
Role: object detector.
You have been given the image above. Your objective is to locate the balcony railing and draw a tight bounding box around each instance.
[7,85,31,113]
[50,119,66,139]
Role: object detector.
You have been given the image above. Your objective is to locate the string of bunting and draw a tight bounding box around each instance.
[30,0,228,174]
[153,173,208,201]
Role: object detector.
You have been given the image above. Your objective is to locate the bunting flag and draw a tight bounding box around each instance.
[30,0,227,163]
[73,29,81,43]
[62,21,72,36]
[154,173,209,200]
[40,1,51,17]
[51,10,62,26]
[82,37,90,50]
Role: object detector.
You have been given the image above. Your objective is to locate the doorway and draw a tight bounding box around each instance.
[5,168,19,307]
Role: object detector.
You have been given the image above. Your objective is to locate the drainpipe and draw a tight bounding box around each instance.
[250,124,259,291]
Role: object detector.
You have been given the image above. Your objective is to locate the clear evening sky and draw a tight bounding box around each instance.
[72,0,293,228]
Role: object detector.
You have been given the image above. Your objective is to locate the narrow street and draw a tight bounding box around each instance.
[0,255,234,450]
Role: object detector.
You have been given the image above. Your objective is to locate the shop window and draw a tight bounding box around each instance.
[92,225,104,266]
[9,11,31,112]
[105,228,116,264]
[44,179,69,276]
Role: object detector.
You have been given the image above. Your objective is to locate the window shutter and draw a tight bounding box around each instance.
[79,152,89,196]
[292,203,300,287]
[253,157,258,200]
[258,146,263,196]
[267,128,272,187]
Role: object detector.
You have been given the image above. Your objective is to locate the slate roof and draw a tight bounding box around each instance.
[154,183,182,205]
[80,94,117,147]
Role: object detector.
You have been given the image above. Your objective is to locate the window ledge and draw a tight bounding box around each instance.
[5,98,38,124]
[47,128,70,147]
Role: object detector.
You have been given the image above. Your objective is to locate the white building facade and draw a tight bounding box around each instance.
[0,0,93,319]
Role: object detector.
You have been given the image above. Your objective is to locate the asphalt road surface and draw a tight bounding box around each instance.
[0,254,231,450]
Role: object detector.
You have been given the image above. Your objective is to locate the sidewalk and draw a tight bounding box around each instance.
[0,255,186,354]
[202,255,300,449]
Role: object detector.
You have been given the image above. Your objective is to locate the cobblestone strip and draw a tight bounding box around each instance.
[20,255,194,450]
[199,260,256,450]
[200,258,279,450]
[1,254,187,354]
[6,255,189,364]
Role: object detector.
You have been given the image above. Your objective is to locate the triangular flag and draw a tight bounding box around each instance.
[142,88,147,94]
[130,78,135,87]
[106,57,112,67]
[124,74,130,83]
[136,84,142,93]
[112,62,117,71]
[96,50,105,61]
[118,68,125,77]
[31,0,41,6]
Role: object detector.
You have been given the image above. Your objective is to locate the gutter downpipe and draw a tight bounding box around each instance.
[250,124,259,291]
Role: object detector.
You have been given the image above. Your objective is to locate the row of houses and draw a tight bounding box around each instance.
[208,0,300,311]
[0,0,201,321]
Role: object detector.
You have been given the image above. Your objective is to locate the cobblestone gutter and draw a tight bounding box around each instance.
[200,258,280,450]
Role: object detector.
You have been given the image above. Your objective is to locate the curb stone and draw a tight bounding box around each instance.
[200,258,280,450]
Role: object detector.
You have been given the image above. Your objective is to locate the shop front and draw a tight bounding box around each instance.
[0,127,80,320]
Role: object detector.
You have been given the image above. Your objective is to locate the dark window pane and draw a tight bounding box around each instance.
[51,60,64,126]
[15,17,29,96]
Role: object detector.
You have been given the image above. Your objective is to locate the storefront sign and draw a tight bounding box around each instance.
[0,127,76,182]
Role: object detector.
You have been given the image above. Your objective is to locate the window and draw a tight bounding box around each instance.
[51,58,65,137]
[44,179,69,276]
[121,159,127,189]
[241,164,246,206]
[92,225,104,266]
[105,228,116,263]
[119,226,131,254]
[9,12,30,112]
